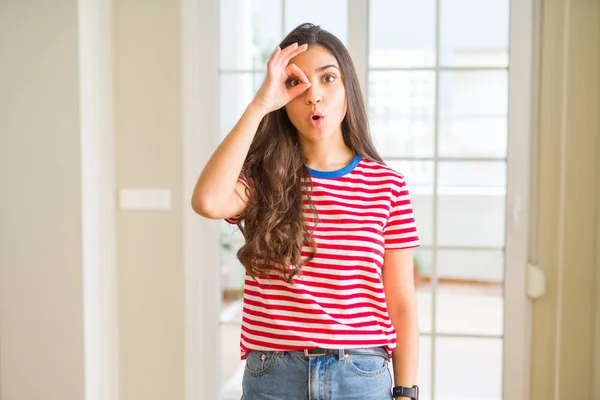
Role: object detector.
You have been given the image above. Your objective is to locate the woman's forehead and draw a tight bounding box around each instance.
[289,44,340,72]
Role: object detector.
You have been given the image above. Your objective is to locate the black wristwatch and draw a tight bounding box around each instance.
[392,385,419,399]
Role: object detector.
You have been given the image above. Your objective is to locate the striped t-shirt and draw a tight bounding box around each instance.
[227,155,420,359]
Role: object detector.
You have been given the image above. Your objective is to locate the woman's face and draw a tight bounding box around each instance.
[284,44,347,142]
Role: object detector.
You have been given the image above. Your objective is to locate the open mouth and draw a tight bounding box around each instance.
[308,113,325,128]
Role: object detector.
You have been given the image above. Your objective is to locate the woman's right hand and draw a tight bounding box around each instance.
[251,43,311,114]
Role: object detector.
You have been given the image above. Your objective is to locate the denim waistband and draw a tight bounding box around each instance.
[287,346,390,360]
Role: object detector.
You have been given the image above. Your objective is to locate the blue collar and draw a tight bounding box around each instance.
[306,155,362,178]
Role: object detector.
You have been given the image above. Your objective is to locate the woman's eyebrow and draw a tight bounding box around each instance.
[315,64,340,72]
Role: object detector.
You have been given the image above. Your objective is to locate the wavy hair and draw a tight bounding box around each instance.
[235,23,384,282]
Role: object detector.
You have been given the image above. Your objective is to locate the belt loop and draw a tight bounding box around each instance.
[338,349,344,360]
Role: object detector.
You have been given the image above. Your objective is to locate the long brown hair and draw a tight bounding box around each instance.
[235,23,383,282]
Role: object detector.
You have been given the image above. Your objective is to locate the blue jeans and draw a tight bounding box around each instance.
[241,350,393,400]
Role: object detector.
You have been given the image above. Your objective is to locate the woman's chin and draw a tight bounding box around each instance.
[298,131,343,146]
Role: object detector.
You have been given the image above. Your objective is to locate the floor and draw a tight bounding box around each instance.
[219,282,504,400]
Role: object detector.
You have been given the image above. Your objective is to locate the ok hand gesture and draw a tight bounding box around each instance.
[252,43,311,113]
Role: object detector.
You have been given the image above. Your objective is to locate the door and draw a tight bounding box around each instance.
[185,0,536,398]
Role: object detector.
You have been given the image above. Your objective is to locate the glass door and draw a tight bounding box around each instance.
[367,1,510,398]
[211,1,533,398]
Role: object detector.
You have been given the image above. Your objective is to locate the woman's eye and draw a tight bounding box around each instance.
[323,74,336,83]
[286,78,301,88]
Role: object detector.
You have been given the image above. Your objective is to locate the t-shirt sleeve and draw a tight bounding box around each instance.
[383,179,420,250]
[224,174,250,225]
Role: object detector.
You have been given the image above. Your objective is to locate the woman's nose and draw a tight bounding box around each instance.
[304,86,322,105]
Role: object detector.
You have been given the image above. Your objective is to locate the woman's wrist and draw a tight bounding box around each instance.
[247,100,271,117]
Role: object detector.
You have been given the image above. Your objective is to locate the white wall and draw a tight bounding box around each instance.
[2,1,187,399]
[113,1,185,399]
[0,1,86,399]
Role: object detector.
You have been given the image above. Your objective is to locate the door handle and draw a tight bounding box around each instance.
[526,262,545,299]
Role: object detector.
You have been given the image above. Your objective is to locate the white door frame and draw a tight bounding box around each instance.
[182,0,539,398]
[503,0,538,398]
[182,0,220,399]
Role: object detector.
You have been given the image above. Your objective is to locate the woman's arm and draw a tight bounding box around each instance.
[191,103,266,219]
[191,43,310,219]
[382,248,419,396]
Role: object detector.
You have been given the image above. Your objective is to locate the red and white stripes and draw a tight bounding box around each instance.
[229,158,419,358]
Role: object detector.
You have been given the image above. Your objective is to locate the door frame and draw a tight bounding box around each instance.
[503,0,539,398]
[182,0,220,399]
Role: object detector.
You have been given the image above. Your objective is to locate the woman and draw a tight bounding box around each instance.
[192,23,420,400]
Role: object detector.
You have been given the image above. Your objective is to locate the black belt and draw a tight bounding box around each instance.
[297,347,390,360]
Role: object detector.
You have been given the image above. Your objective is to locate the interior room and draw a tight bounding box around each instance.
[0,0,598,399]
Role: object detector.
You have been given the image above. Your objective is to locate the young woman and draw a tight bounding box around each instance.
[192,23,420,400]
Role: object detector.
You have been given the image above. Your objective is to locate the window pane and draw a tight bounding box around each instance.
[435,250,504,335]
[437,194,506,248]
[220,0,282,70]
[284,0,348,46]
[439,161,506,188]
[220,220,245,399]
[369,0,436,68]
[369,71,435,158]
[386,160,434,246]
[438,71,508,157]
[435,337,503,400]
[437,162,506,247]
[439,116,508,158]
[414,248,433,334]
[439,0,509,67]
[220,220,246,293]
[252,1,284,66]
[417,336,432,400]
[220,309,244,399]
[438,249,504,283]
[219,73,263,139]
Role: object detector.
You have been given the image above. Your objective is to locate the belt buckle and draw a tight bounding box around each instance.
[304,348,327,357]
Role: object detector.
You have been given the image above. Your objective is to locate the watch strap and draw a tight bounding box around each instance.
[392,385,419,399]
